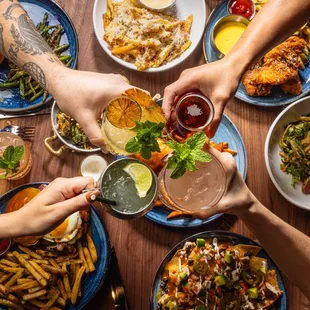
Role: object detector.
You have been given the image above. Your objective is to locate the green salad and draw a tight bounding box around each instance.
[279,114,310,194]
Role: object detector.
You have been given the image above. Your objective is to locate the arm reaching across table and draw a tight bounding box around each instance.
[194,149,310,300]
[0,177,99,239]
[163,0,310,137]
[0,0,131,149]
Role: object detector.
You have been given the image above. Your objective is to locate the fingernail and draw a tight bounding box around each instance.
[86,190,100,202]
[101,147,109,154]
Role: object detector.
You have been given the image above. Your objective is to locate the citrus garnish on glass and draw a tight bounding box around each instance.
[106,96,142,129]
[102,88,166,155]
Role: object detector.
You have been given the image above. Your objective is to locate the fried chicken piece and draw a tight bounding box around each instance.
[250,60,298,85]
[280,76,302,95]
[242,36,307,97]
[242,68,272,96]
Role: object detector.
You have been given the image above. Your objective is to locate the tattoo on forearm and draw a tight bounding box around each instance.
[11,14,52,56]
[3,3,19,20]
[23,62,46,88]
[0,24,6,56]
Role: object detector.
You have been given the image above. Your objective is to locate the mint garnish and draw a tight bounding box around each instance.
[166,132,212,179]
[125,121,165,160]
[0,145,24,179]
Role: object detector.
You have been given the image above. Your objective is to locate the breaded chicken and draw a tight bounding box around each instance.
[280,76,303,95]
[242,36,307,97]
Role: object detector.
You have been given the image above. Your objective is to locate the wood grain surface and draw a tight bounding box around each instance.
[0,0,309,309]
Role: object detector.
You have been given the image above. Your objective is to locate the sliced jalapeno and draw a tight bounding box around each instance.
[193,261,209,275]
[241,267,263,286]
[220,293,240,310]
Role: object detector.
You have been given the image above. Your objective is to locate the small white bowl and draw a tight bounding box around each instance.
[265,96,310,210]
[136,0,176,12]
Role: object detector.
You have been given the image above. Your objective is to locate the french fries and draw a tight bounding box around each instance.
[86,234,98,263]
[77,241,89,273]
[103,0,193,70]
[71,266,86,304]
[0,226,98,308]
[62,264,71,299]
[83,248,95,273]
[13,252,47,287]
[28,261,51,281]
[17,245,42,260]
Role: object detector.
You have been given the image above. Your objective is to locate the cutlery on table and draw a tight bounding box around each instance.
[0,107,52,120]
[110,246,129,310]
[0,125,36,140]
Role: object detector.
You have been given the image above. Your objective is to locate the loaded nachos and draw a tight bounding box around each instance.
[156,238,282,309]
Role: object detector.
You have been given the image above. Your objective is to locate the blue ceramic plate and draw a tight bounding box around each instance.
[203,0,310,107]
[151,231,288,310]
[144,110,247,228]
[0,182,110,310]
[0,0,78,112]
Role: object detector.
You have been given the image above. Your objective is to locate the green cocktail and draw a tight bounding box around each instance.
[99,158,158,219]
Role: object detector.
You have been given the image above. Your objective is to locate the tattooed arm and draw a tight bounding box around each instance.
[0,0,131,149]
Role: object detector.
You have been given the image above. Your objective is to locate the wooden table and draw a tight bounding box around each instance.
[0,0,309,309]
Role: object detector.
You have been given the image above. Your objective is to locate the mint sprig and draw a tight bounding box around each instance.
[166,132,212,179]
[0,145,24,179]
[125,121,165,160]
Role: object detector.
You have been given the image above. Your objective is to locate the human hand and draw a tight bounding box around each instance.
[193,147,258,219]
[162,58,242,138]
[50,66,131,150]
[16,177,98,236]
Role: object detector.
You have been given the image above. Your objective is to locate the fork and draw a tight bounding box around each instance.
[0,125,36,140]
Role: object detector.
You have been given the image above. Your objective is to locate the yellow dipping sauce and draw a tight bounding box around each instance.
[140,0,173,9]
[214,22,247,55]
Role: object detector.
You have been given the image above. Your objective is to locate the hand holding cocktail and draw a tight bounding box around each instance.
[162,58,241,138]
[49,67,132,151]
[192,147,258,219]
[1,177,97,240]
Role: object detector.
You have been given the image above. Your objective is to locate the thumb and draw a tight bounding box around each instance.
[163,76,198,120]
[78,111,106,150]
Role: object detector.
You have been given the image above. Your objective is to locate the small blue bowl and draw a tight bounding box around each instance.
[151,231,288,310]
[0,0,78,112]
[0,182,110,310]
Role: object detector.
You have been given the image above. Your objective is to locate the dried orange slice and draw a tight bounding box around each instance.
[122,88,167,124]
[106,97,142,129]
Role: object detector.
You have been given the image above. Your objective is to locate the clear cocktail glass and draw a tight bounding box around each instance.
[158,148,227,213]
[0,132,32,180]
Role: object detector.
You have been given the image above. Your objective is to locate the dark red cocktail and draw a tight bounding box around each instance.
[167,92,214,142]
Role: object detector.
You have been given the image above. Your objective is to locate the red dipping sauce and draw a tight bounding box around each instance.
[0,239,11,255]
[229,0,254,19]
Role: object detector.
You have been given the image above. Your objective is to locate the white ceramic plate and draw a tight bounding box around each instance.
[265,96,310,210]
[93,0,206,72]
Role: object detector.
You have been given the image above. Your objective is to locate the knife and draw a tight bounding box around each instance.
[0,108,51,119]
[110,246,129,310]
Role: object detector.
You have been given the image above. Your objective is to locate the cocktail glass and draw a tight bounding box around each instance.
[101,92,166,156]
[167,92,214,142]
[98,158,158,219]
[158,150,226,212]
[0,132,32,180]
